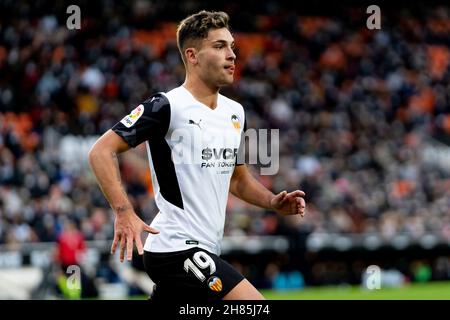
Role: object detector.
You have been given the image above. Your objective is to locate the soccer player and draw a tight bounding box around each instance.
[88,10,306,300]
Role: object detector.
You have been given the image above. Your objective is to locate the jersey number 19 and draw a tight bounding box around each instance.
[183,251,216,282]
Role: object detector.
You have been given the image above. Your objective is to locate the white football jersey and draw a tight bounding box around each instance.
[112,86,246,255]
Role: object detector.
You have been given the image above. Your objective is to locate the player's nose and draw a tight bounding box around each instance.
[226,47,236,61]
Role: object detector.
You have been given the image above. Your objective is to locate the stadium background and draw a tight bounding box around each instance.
[0,0,449,299]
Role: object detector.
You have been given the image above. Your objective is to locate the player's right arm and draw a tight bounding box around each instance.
[88,129,159,262]
[89,94,170,262]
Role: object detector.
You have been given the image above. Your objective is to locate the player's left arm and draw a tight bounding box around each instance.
[229,164,306,217]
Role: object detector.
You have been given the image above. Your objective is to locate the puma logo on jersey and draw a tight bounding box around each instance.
[188,119,202,130]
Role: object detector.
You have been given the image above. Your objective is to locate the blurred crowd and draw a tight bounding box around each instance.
[1,0,450,250]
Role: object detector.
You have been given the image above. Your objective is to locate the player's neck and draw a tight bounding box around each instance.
[183,77,219,109]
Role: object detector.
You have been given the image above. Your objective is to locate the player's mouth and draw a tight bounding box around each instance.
[224,65,235,74]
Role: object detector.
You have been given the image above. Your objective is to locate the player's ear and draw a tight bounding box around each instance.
[185,47,198,65]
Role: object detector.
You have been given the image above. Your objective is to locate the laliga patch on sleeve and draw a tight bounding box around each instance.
[120,104,144,128]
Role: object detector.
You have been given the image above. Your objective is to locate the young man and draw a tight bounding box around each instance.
[88,10,306,300]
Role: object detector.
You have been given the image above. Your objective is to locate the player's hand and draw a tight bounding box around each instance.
[270,190,306,217]
[111,209,159,262]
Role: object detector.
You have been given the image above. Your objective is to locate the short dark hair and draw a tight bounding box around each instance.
[176,10,230,62]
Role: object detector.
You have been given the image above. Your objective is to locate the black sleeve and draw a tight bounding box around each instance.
[236,118,247,166]
[112,94,170,148]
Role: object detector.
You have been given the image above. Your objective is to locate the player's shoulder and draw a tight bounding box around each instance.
[219,93,245,115]
[163,86,187,104]
[142,92,170,109]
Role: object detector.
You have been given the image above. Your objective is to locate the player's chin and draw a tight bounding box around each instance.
[221,73,234,84]
[222,74,234,86]
[218,78,234,87]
